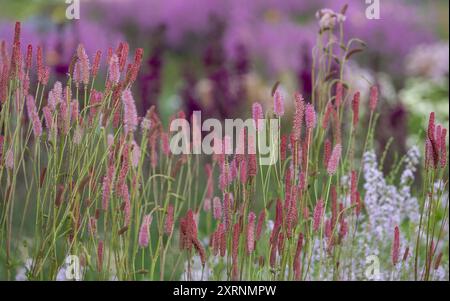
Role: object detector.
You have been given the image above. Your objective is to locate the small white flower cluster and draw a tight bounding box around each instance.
[405,42,449,83]
[315,8,346,30]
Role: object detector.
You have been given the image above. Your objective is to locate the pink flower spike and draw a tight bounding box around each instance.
[97,240,104,273]
[440,128,447,168]
[313,199,324,232]
[293,92,305,140]
[369,85,378,112]
[213,196,222,220]
[305,103,316,130]
[76,44,90,86]
[352,91,360,126]
[108,54,120,85]
[273,89,284,117]
[247,212,256,254]
[252,102,264,131]
[327,144,342,175]
[122,89,138,134]
[26,95,42,138]
[255,210,265,242]
[139,214,153,248]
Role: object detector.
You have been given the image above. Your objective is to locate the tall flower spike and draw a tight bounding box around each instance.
[440,128,447,168]
[293,92,305,140]
[327,144,342,175]
[92,50,102,78]
[108,54,120,85]
[255,210,265,241]
[26,44,32,71]
[97,240,104,273]
[138,214,153,248]
[427,112,435,142]
[76,44,90,86]
[247,212,256,254]
[392,226,400,266]
[213,196,222,220]
[324,139,331,168]
[313,199,324,232]
[26,95,42,138]
[122,89,138,134]
[322,102,333,130]
[273,89,284,117]
[37,46,44,84]
[252,102,264,131]
[369,85,378,112]
[352,91,360,126]
[294,232,304,280]
[305,103,316,130]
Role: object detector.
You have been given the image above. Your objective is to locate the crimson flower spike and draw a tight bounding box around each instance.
[369,85,378,112]
[352,91,360,126]
[392,226,400,266]
[293,232,304,280]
